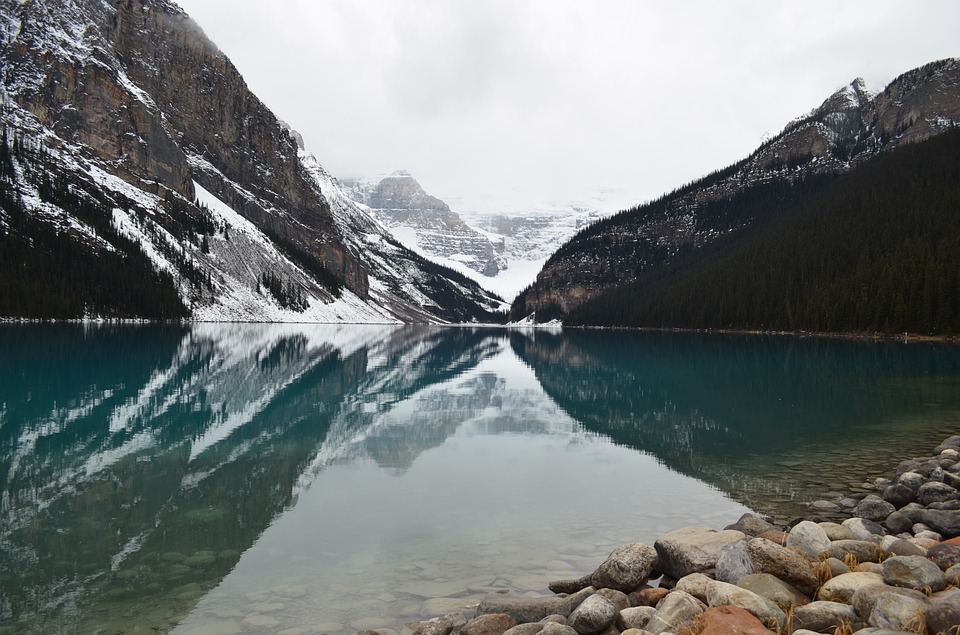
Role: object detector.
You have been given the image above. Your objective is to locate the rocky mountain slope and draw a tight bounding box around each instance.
[511,58,960,326]
[342,171,506,277]
[343,171,612,302]
[0,0,503,323]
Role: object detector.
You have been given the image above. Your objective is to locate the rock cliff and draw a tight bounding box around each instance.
[0,0,502,322]
[343,171,506,277]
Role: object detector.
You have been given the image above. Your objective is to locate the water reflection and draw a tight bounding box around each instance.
[1,325,958,634]
[513,330,960,520]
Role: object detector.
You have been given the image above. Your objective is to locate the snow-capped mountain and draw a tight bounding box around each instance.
[342,171,616,302]
[0,0,502,323]
[341,171,507,278]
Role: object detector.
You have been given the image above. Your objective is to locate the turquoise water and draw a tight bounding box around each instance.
[1,325,958,634]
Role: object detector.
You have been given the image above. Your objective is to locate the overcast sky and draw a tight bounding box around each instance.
[175,0,959,214]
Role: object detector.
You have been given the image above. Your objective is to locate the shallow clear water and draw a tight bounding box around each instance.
[1,325,958,634]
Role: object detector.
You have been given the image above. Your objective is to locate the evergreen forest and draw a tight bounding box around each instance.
[565,128,960,335]
[0,131,189,320]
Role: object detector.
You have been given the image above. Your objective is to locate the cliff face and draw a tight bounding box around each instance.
[0,0,502,322]
[343,171,505,277]
[512,59,960,322]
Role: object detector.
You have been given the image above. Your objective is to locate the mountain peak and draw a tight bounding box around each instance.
[0,0,504,323]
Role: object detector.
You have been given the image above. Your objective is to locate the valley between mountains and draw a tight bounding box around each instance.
[1,0,958,335]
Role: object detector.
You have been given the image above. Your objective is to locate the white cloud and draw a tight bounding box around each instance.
[176,0,960,212]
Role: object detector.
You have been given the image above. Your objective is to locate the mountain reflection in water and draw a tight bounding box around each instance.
[1,325,957,634]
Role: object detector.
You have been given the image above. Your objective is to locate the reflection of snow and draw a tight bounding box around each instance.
[297,336,580,489]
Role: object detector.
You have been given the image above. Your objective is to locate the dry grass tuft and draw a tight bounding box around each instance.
[815,560,834,587]
[842,552,860,570]
[832,619,855,635]
[902,602,927,633]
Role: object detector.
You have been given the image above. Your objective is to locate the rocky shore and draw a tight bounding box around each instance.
[384,435,960,635]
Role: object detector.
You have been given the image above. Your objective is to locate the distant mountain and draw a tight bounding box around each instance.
[342,171,506,277]
[511,59,960,335]
[0,0,503,323]
[343,172,612,302]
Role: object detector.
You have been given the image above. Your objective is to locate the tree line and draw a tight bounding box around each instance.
[565,127,960,335]
[0,130,189,319]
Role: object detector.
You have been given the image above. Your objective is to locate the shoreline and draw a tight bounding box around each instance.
[2,318,960,344]
[390,434,960,635]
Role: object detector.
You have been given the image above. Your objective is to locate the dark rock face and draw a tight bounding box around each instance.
[2,0,357,288]
[1,0,504,321]
[107,0,366,292]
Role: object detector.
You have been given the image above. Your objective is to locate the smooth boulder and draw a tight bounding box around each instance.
[477,587,596,624]
[867,591,928,631]
[697,605,776,635]
[705,580,785,630]
[642,590,705,635]
[736,573,810,611]
[786,521,831,559]
[568,595,618,635]
[653,527,745,580]
[790,601,863,633]
[745,537,818,597]
[817,572,885,604]
[462,614,519,635]
[590,543,659,593]
[881,555,946,592]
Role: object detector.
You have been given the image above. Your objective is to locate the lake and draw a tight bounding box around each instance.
[1,324,958,634]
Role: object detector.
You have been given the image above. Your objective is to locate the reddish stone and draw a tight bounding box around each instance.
[756,530,788,546]
[944,535,960,545]
[628,586,670,607]
[697,605,777,635]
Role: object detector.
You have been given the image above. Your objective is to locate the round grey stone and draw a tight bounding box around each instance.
[854,495,897,523]
[787,520,831,559]
[714,540,754,584]
[616,606,655,631]
[850,583,928,622]
[568,595,618,635]
[842,517,886,540]
[927,542,960,571]
[881,555,946,592]
[642,590,705,635]
[868,591,929,631]
[791,601,863,633]
[918,481,960,506]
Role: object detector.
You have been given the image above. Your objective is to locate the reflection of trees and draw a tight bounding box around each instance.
[511,329,960,519]
[0,325,507,634]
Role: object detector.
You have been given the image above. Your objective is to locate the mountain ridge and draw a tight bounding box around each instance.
[0,0,503,323]
[511,58,960,330]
